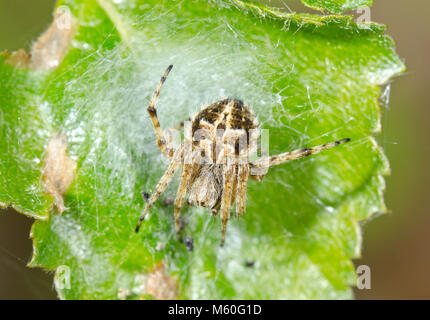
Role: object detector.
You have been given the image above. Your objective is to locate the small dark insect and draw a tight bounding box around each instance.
[135,65,350,246]
[182,237,194,252]
[245,260,255,268]
[141,191,150,202]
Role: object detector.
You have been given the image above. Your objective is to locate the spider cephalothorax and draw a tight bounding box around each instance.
[135,65,350,246]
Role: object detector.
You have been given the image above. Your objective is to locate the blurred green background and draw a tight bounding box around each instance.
[0,0,429,299]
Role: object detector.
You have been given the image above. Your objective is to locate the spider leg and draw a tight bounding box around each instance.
[220,164,236,246]
[135,143,184,233]
[249,174,265,182]
[147,65,174,159]
[236,164,249,216]
[250,138,350,169]
[210,199,221,216]
[173,163,193,240]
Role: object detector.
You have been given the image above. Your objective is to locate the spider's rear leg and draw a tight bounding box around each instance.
[236,164,249,216]
[147,65,175,159]
[211,202,220,216]
[135,143,184,233]
[220,164,236,246]
[173,163,193,241]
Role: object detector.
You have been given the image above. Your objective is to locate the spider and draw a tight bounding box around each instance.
[135,65,350,246]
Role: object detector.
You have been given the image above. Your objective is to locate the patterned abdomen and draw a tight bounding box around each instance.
[192,98,256,133]
[191,98,258,160]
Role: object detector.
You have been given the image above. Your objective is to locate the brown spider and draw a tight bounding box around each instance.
[135,65,350,246]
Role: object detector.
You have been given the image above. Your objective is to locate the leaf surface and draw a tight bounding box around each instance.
[300,0,373,14]
[0,0,404,299]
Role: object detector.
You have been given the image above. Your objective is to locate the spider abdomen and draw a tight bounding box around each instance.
[187,164,223,209]
[192,98,256,133]
[191,98,258,159]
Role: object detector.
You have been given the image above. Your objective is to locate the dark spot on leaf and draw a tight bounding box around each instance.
[145,263,177,300]
[29,8,75,70]
[42,133,76,214]
[4,49,31,67]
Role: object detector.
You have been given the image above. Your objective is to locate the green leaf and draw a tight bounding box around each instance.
[0,53,52,219]
[300,0,373,14]
[0,0,404,299]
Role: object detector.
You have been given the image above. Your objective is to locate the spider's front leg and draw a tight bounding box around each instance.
[249,157,269,182]
[250,138,350,173]
[147,65,175,159]
[220,164,236,246]
[135,143,184,233]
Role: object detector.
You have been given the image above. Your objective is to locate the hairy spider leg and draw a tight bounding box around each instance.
[220,164,236,246]
[236,164,249,216]
[147,64,174,159]
[135,143,184,233]
[250,138,350,170]
[173,163,193,240]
